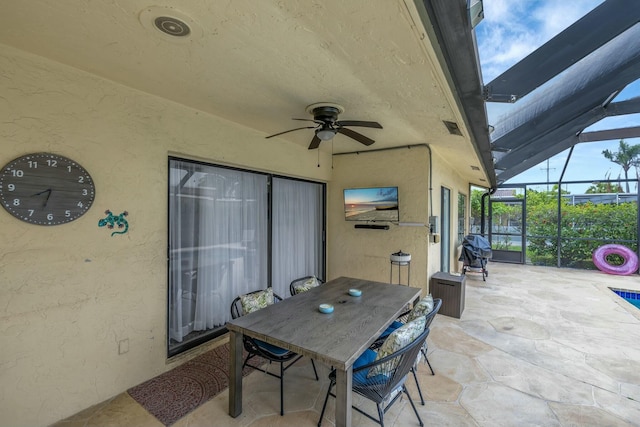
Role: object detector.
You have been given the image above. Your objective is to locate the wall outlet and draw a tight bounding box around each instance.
[118,338,129,355]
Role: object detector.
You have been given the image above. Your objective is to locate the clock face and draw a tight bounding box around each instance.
[0,153,95,225]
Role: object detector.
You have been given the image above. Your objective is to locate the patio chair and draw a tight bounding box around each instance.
[230,288,319,416]
[370,297,442,405]
[421,297,441,375]
[289,275,324,296]
[318,326,431,427]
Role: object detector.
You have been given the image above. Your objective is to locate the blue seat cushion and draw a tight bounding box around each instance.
[354,348,377,368]
[353,349,377,384]
[255,339,290,357]
[379,320,404,339]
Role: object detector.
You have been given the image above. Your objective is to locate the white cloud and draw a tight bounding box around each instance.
[479,0,639,188]
[533,1,605,39]
[476,0,604,82]
[481,0,526,25]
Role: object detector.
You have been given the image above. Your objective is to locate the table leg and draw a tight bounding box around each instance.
[334,365,353,427]
[228,331,243,417]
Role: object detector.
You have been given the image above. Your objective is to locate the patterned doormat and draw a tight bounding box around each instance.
[127,342,257,426]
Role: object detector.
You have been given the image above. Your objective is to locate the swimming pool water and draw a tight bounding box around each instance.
[610,288,640,309]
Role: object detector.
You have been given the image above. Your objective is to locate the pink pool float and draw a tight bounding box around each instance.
[592,244,639,275]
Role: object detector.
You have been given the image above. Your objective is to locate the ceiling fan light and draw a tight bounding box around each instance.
[316,129,336,140]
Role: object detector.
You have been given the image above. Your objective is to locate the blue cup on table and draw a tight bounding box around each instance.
[319,303,334,314]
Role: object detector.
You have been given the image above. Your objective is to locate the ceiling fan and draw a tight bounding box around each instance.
[265,102,383,149]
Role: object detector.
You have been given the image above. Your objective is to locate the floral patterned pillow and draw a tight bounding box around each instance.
[369,315,426,377]
[407,294,434,322]
[240,288,274,315]
[293,276,321,294]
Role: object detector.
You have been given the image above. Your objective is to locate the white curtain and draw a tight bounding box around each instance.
[169,160,267,344]
[271,177,324,298]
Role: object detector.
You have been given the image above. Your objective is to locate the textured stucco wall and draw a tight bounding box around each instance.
[328,148,429,286]
[0,42,474,426]
[327,146,470,292]
[427,149,472,275]
[0,45,332,427]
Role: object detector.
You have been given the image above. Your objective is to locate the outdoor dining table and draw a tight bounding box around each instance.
[226,276,422,427]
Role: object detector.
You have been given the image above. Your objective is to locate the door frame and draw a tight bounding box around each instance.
[440,186,451,272]
[488,196,525,264]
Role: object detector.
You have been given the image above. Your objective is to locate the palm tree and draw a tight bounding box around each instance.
[585,171,623,194]
[601,139,640,193]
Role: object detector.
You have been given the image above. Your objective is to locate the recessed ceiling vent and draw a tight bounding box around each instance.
[154,16,191,37]
[139,7,202,41]
[443,120,463,136]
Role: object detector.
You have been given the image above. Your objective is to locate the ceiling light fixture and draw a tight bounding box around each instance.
[316,128,336,141]
[154,16,191,37]
[139,7,203,42]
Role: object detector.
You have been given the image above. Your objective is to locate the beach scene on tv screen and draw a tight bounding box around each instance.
[344,187,398,221]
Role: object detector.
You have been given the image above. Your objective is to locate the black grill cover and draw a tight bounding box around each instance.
[459,234,492,266]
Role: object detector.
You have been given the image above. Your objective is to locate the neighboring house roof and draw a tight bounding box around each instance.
[491,188,517,199]
[563,193,638,205]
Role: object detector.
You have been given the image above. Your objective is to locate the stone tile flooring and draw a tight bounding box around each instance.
[52,263,640,426]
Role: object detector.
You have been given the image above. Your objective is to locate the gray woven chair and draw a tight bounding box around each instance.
[318,327,431,427]
[230,289,318,416]
[289,275,324,296]
[370,298,442,405]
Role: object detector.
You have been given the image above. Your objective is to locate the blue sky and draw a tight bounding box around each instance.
[344,187,398,204]
[475,0,640,192]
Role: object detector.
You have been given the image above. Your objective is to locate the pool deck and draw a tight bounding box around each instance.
[53,262,640,427]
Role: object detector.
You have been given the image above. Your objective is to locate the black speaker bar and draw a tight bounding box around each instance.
[354,224,389,230]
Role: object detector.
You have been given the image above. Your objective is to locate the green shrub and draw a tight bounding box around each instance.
[527,190,638,266]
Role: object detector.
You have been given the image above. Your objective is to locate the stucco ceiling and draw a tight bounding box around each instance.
[0,0,492,186]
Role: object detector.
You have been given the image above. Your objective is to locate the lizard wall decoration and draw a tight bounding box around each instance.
[98,210,129,236]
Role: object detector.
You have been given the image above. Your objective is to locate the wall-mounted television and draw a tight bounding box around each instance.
[344,186,399,222]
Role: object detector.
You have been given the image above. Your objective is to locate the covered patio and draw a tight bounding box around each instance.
[54,262,640,426]
[3,2,640,426]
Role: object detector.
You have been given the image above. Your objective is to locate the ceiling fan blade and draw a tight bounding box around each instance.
[308,135,322,150]
[265,126,316,139]
[336,120,383,129]
[336,127,375,146]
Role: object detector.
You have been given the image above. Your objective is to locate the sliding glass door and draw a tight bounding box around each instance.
[167,158,325,356]
[271,177,325,297]
[441,186,451,272]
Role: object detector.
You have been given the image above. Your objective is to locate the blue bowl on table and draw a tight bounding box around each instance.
[348,288,362,297]
[318,303,334,314]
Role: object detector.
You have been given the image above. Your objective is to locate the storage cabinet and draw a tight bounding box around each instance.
[430,272,466,318]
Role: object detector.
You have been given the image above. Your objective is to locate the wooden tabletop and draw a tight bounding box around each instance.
[226,276,421,369]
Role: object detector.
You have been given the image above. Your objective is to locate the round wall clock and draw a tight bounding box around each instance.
[0,153,96,225]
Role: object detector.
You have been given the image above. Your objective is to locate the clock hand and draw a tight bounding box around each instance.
[32,189,52,196]
[43,189,52,207]
[31,188,52,207]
